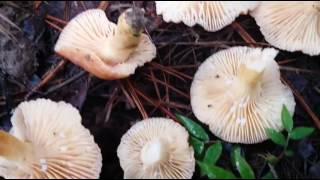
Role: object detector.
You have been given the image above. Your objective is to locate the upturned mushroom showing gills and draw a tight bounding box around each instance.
[191,47,296,144]
[252,1,320,56]
[54,8,156,80]
[117,118,195,179]
[0,99,102,179]
[156,1,258,32]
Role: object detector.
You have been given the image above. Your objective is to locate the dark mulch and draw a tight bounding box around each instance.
[0,1,319,179]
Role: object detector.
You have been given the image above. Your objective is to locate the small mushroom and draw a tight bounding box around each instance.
[55,8,156,80]
[0,99,102,179]
[190,46,296,144]
[117,118,195,179]
[156,1,258,32]
[251,1,320,56]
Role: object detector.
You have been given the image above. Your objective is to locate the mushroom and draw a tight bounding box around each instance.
[190,46,296,144]
[0,99,102,179]
[117,118,195,179]
[155,1,258,32]
[251,1,320,56]
[54,8,156,80]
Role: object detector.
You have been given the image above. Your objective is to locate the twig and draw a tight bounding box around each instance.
[280,66,320,75]
[231,21,256,47]
[125,79,149,119]
[151,62,193,81]
[149,70,161,100]
[79,1,87,10]
[25,60,67,99]
[98,1,109,10]
[44,71,87,95]
[156,41,270,47]
[46,15,68,25]
[102,87,119,124]
[163,71,170,116]
[170,64,199,69]
[268,163,279,179]
[118,81,136,109]
[278,59,297,65]
[44,20,63,32]
[135,89,177,120]
[33,1,42,12]
[144,74,190,99]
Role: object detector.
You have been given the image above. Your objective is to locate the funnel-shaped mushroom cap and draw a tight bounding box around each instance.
[252,2,320,56]
[55,8,156,80]
[191,47,296,144]
[156,1,258,32]
[0,99,102,179]
[117,118,195,179]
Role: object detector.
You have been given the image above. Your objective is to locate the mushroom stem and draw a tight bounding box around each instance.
[235,48,278,97]
[238,64,264,89]
[140,138,169,166]
[0,131,33,162]
[98,8,146,65]
[115,9,144,48]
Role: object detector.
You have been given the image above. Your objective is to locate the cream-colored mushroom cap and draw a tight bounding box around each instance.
[54,8,156,80]
[0,99,102,179]
[191,46,296,144]
[251,1,320,56]
[156,1,258,32]
[117,118,195,179]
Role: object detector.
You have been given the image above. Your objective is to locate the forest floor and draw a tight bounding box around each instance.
[0,1,320,179]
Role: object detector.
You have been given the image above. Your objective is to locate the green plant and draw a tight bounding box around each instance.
[262,105,315,178]
[175,105,315,179]
[176,113,255,179]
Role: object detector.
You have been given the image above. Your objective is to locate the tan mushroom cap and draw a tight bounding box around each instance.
[251,1,320,56]
[117,118,195,179]
[54,9,156,80]
[156,1,258,32]
[0,99,102,179]
[191,46,296,144]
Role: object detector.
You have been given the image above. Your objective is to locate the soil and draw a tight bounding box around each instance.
[0,1,319,179]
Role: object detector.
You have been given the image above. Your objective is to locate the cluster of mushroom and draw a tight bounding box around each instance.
[2,1,318,179]
[156,1,320,56]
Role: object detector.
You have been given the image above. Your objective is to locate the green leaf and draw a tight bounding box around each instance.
[262,171,275,179]
[289,127,315,140]
[189,136,204,157]
[197,161,237,179]
[232,147,255,179]
[176,114,209,141]
[285,149,294,157]
[231,146,240,168]
[282,105,293,132]
[266,128,286,146]
[204,141,223,165]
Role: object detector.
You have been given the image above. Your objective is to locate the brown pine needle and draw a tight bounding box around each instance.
[98,1,109,10]
[25,60,67,99]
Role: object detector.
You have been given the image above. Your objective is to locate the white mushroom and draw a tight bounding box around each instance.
[0,99,102,179]
[117,118,195,179]
[251,1,320,56]
[55,8,156,80]
[156,1,259,32]
[191,46,296,144]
